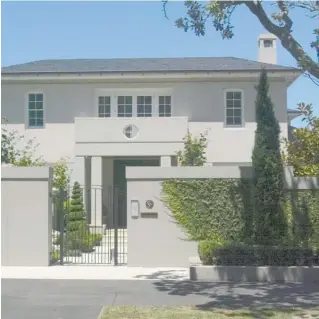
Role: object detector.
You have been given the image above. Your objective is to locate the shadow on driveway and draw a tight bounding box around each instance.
[135,270,319,310]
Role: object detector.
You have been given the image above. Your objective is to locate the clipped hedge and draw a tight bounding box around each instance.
[198,241,319,266]
[162,179,254,243]
[162,179,319,248]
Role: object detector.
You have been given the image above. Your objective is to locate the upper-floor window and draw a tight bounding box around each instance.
[137,96,152,117]
[159,96,171,117]
[117,96,132,117]
[225,90,243,127]
[98,96,111,117]
[28,93,44,128]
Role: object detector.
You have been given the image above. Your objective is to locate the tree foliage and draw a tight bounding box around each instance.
[252,69,287,245]
[283,103,319,177]
[2,118,71,185]
[163,0,319,81]
[53,159,70,190]
[1,118,45,166]
[177,131,207,166]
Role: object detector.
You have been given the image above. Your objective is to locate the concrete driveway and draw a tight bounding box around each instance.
[2,278,319,319]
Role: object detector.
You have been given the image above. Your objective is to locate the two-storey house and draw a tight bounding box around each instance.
[1,34,301,230]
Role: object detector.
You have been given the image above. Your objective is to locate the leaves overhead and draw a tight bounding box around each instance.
[164,0,319,80]
[283,103,319,177]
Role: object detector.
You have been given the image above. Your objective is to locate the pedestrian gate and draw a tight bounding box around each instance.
[51,185,127,265]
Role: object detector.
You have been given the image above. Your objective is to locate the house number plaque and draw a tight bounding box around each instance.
[145,200,154,209]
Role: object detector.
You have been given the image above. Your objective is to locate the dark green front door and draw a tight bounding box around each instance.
[113,158,160,228]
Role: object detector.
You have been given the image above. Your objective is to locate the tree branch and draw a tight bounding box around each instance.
[245,1,319,79]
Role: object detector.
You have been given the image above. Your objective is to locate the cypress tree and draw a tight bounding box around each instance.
[252,69,287,245]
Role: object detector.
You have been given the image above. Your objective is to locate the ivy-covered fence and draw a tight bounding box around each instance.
[162,179,319,249]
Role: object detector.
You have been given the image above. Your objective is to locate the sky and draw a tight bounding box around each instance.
[1,1,318,127]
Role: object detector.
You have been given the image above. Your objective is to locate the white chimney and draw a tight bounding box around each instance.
[258,33,277,65]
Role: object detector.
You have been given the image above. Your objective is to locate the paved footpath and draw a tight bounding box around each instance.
[2,277,319,319]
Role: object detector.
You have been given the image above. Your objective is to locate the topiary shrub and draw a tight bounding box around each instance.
[199,242,319,266]
[65,181,93,253]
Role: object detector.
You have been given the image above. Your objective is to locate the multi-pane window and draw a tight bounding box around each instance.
[28,93,44,128]
[225,91,243,126]
[117,96,133,117]
[98,96,111,117]
[137,96,152,117]
[159,96,171,117]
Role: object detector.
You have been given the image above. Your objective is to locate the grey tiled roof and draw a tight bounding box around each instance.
[1,57,298,74]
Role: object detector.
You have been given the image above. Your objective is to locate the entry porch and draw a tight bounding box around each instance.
[76,156,176,230]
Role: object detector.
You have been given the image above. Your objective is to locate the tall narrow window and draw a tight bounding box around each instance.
[137,96,152,117]
[117,96,132,117]
[225,91,243,127]
[98,96,111,117]
[28,93,44,128]
[159,96,171,117]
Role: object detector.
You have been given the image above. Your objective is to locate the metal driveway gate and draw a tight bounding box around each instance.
[51,185,127,265]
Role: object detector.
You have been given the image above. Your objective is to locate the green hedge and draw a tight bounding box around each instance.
[198,241,319,266]
[162,179,319,248]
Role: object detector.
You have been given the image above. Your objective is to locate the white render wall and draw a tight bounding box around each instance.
[2,79,288,178]
[1,167,53,266]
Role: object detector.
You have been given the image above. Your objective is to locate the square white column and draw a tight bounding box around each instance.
[91,156,103,227]
[160,156,171,167]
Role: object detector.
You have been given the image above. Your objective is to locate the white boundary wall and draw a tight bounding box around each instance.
[1,167,53,266]
[126,166,319,267]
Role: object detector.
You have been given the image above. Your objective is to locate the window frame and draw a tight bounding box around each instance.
[98,96,111,118]
[158,95,172,117]
[137,95,153,117]
[117,95,133,117]
[94,89,172,118]
[224,89,244,128]
[26,92,45,129]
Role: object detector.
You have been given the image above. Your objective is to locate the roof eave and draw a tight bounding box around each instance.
[1,69,301,82]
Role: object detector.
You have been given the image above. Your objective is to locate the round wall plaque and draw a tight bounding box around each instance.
[123,124,138,139]
[145,200,154,209]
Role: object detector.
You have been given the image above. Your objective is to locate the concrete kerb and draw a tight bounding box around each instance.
[1,266,189,281]
[189,265,319,283]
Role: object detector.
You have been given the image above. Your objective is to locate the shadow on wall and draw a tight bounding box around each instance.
[228,166,319,249]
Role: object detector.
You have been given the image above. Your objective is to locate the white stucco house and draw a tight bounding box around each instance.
[1,34,301,229]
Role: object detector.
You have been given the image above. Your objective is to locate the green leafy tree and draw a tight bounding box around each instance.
[163,1,319,82]
[252,69,287,245]
[283,103,319,176]
[1,118,45,166]
[53,159,70,190]
[177,131,207,166]
[2,117,21,164]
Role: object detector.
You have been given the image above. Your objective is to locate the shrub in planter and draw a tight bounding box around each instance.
[89,233,103,246]
[199,241,319,266]
[198,239,225,265]
[81,237,96,253]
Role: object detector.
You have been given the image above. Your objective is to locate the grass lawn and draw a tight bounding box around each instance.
[99,306,319,319]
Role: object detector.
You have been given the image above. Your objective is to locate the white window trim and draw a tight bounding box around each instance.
[25,91,45,129]
[223,88,245,128]
[97,96,111,117]
[94,88,172,118]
